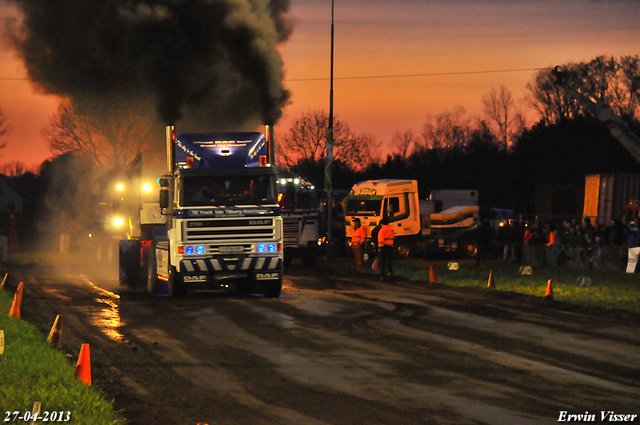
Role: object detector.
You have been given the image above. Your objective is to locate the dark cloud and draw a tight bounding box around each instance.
[3,0,292,128]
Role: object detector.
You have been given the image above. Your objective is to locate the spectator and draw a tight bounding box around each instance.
[626,218,640,248]
[377,218,395,282]
[582,217,596,245]
[350,218,366,271]
[626,218,640,273]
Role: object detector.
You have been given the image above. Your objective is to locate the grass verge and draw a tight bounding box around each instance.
[318,255,640,319]
[0,288,121,425]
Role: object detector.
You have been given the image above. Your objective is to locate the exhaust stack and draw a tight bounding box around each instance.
[265,125,276,166]
[166,126,174,174]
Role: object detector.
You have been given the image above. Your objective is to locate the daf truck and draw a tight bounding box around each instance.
[119,126,283,297]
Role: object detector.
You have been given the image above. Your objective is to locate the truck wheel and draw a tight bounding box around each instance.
[147,251,159,295]
[395,240,412,259]
[459,234,478,258]
[263,279,282,298]
[168,265,188,298]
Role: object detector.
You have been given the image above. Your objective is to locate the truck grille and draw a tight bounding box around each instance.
[183,218,276,242]
[283,217,301,244]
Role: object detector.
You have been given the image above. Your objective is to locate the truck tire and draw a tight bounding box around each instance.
[119,240,142,288]
[147,251,160,295]
[395,239,412,259]
[458,234,478,258]
[168,265,188,298]
[263,279,282,298]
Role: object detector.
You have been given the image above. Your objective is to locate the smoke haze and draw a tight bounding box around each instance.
[3,0,292,129]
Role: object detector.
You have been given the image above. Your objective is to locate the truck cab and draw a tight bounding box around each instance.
[121,128,284,298]
[278,177,323,266]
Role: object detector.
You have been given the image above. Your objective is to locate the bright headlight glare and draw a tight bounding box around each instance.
[113,217,124,227]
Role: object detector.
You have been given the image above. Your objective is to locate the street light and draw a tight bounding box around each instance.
[324,0,335,251]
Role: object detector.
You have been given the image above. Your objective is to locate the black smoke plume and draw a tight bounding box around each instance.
[3,0,292,128]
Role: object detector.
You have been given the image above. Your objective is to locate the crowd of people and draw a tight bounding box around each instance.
[497,215,640,269]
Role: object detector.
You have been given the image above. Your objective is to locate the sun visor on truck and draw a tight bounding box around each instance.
[173,132,269,171]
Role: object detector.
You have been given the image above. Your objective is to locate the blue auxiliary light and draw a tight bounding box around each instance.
[257,243,266,253]
[267,243,277,253]
[196,245,205,255]
[185,246,194,255]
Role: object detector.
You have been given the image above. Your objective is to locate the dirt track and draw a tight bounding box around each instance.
[9,262,640,425]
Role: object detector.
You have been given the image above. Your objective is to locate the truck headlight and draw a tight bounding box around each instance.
[257,242,266,253]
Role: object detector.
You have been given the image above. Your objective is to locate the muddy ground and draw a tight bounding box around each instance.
[5,260,640,424]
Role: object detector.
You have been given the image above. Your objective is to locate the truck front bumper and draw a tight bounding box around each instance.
[178,256,283,289]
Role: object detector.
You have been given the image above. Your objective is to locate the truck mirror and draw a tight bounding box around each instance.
[159,178,169,188]
[159,188,170,209]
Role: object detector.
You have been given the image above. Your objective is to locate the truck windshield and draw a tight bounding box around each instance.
[279,189,318,211]
[181,174,276,207]
[346,198,382,216]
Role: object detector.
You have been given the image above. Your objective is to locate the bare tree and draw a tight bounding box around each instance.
[0,161,35,177]
[391,129,414,158]
[420,106,471,150]
[42,97,155,172]
[42,100,98,162]
[525,55,640,124]
[355,133,382,170]
[482,86,525,149]
[0,103,13,151]
[525,68,579,123]
[614,55,640,119]
[277,110,378,171]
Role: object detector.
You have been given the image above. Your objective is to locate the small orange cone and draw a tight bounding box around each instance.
[1,273,8,291]
[429,266,436,283]
[487,271,495,289]
[9,282,23,318]
[545,279,553,299]
[75,343,91,386]
[48,315,63,346]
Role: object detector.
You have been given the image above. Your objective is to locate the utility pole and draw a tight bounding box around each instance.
[324,0,335,252]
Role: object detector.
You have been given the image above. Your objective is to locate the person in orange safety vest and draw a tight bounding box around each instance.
[377,217,395,281]
[351,218,367,270]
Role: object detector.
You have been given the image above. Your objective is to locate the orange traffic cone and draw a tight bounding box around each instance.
[48,315,63,346]
[429,266,436,283]
[1,273,8,291]
[75,343,91,386]
[487,271,495,289]
[9,282,23,318]
[545,279,553,299]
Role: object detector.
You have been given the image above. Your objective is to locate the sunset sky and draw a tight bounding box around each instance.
[1,0,639,168]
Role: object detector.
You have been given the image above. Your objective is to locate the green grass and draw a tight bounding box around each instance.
[0,289,121,425]
[320,255,640,317]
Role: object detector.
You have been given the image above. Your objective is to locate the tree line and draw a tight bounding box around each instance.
[0,55,639,250]
[279,55,640,212]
